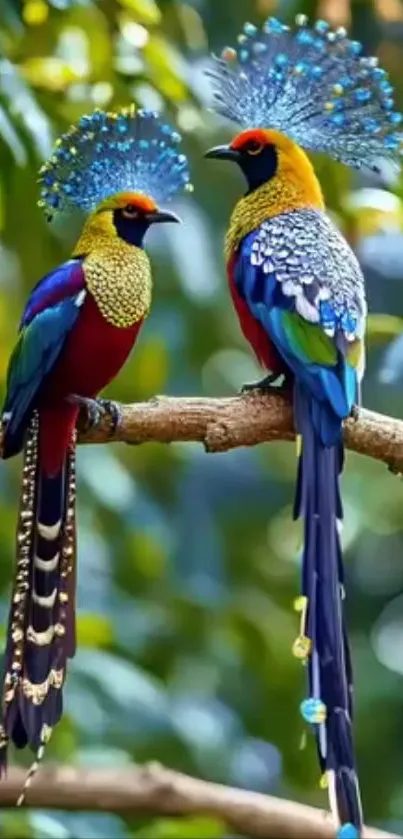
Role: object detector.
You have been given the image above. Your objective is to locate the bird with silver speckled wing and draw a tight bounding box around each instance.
[250,209,366,344]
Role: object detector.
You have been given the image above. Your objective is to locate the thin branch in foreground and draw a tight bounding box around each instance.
[0,765,397,839]
[77,392,403,473]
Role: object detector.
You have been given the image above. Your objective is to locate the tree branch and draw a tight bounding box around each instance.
[78,393,403,472]
[1,765,396,838]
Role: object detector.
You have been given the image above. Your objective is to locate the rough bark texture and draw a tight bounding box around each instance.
[1,765,397,838]
[75,393,403,473]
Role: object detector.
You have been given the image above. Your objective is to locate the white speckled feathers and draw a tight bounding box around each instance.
[250,208,366,343]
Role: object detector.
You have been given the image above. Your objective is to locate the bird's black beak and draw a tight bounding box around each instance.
[146,209,181,225]
[204,145,240,162]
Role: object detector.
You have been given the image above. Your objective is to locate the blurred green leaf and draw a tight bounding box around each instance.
[367,314,403,341]
[77,613,114,648]
[118,0,162,26]
[0,101,26,164]
[63,4,113,81]
[144,36,188,101]
[21,56,85,90]
[135,816,226,838]
[134,336,170,395]
[0,813,31,839]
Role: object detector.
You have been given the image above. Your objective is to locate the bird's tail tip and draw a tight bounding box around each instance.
[327,767,362,839]
[336,823,361,839]
[16,724,53,807]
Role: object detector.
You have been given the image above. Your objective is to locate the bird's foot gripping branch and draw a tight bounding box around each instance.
[68,395,122,435]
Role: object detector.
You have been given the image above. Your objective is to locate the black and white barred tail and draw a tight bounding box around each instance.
[0,411,77,803]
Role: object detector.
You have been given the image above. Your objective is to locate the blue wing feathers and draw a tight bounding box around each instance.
[2,259,86,458]
[20,259,84,328]
[343,362,358,411]
[236,230,358,444]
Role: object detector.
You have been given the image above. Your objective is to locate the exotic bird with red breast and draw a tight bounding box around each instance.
[205,14,403,839]
[0,105,191,793]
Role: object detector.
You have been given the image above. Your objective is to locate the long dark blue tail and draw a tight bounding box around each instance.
[293,384,362,837]
[0,411,76,802]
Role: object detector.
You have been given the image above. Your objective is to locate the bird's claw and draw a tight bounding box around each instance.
[67,395,102,429]
[67,395,121,436]
[350,404,360,422]
[240,372,288,395]
[96,399,122,435]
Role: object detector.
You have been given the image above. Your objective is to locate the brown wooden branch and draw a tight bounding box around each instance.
[0,765,397,838]
[77,392,403,472]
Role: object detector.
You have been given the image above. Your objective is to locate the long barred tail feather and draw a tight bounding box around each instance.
[0,411,77,803]
[63,443,77,661]
[15,723,53,808]
[293,385,362,838]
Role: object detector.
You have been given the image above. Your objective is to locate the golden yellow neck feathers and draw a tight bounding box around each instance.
[225,139,324,262]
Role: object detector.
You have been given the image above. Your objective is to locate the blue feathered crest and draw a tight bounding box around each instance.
[38,105,193,219]
[206,14,403,172]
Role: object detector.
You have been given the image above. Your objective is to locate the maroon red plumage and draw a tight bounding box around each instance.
[39,292,142,474]
[227,251,284,372]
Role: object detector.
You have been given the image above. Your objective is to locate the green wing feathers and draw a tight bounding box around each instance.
[281,310,338,366]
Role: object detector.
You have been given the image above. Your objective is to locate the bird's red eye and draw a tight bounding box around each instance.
[245,140,264,155]
[122,204,138,219]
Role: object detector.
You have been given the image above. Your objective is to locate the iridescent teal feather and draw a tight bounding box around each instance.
[2,260,85,459]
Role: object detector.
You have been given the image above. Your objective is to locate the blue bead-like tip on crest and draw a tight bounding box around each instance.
[206,14,403,172]
[37,104,193,219]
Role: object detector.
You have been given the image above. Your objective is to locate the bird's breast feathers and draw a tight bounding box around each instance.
[83,242,152,328]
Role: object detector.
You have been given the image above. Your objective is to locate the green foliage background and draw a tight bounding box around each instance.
[2,0,403,835]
